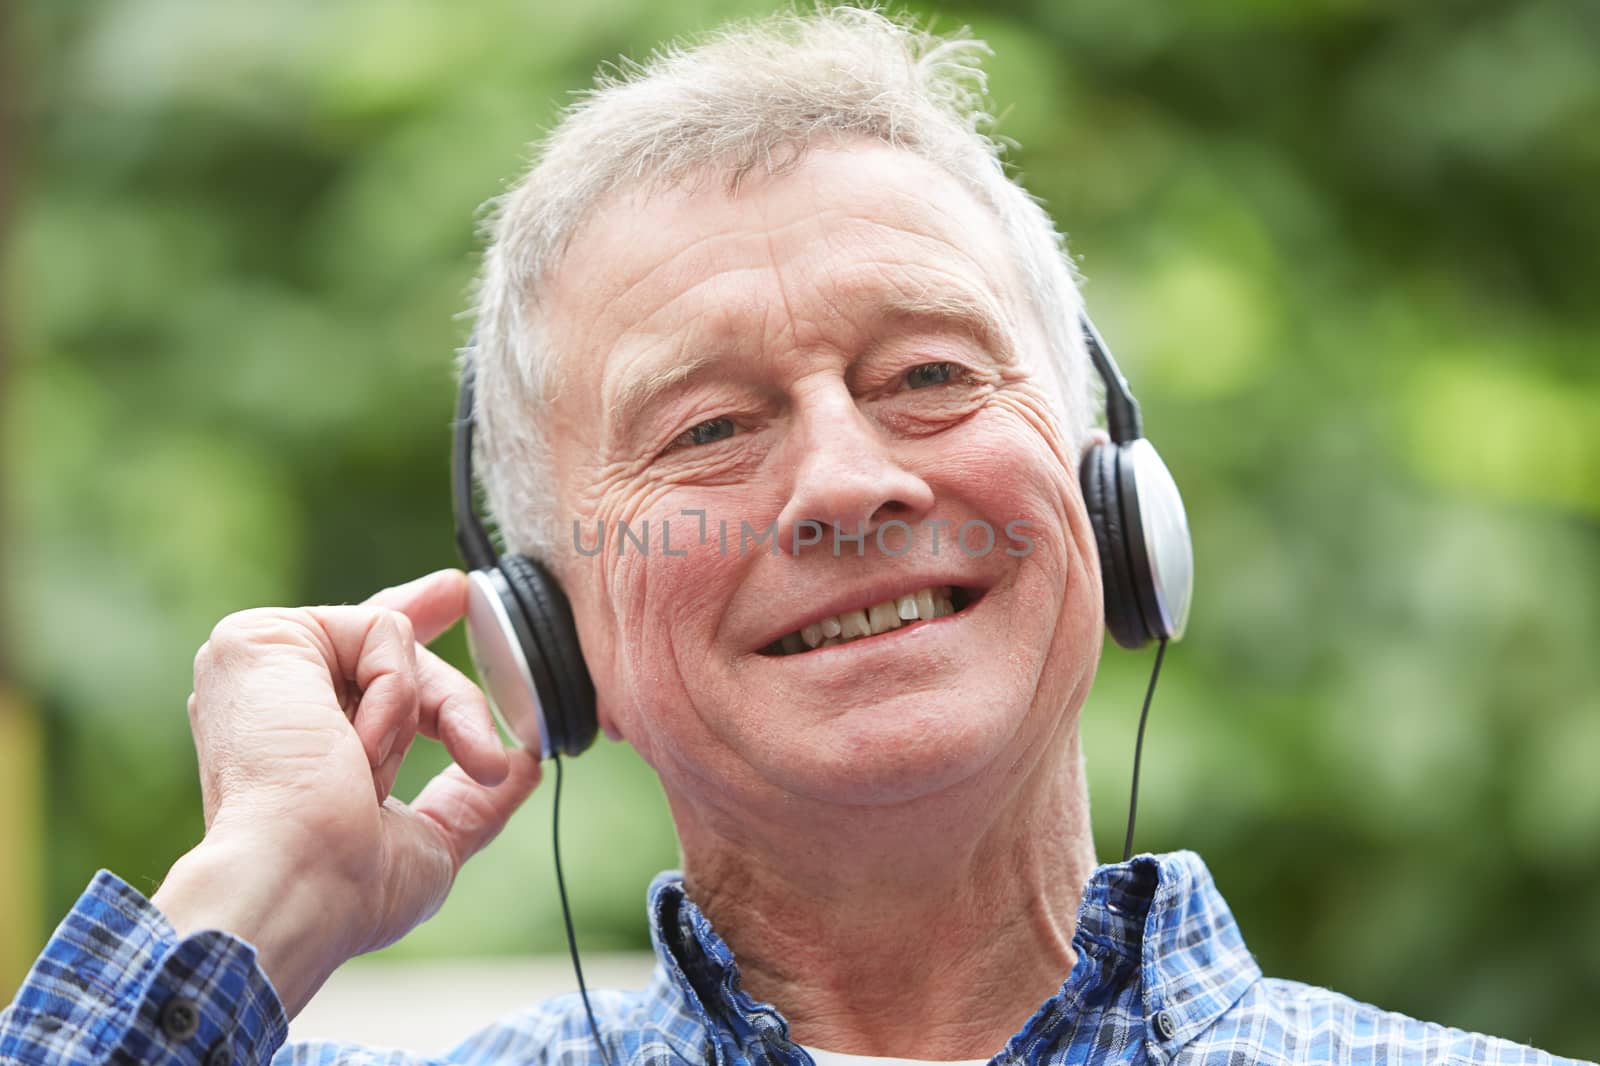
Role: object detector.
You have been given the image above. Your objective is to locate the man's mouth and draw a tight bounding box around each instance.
[758,585,978,657]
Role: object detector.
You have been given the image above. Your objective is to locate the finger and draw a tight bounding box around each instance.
[375,743,408,803]
[364,569,470,645]
[304,605,422,768]
[409,749,542,871]
[414,644,510,787]
[366,569,505,783]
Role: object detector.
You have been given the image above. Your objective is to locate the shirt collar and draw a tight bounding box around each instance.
[646,871,801,1066]
[645,850,1261,1059]
[1081,850,1264,1048]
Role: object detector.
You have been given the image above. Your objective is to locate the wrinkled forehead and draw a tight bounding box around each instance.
[537,141,1034,400]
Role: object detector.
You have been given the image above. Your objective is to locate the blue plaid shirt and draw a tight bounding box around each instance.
[1,850,1588,1065]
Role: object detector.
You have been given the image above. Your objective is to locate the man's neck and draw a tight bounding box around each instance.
[672,731,1099,1060]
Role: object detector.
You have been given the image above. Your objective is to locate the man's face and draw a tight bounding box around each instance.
[542,142,1104,816]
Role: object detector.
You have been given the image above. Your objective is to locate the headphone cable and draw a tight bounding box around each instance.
[1121,637,1169,863]
[551,753,617,1066]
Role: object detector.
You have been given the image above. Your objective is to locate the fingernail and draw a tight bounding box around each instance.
[377,726,400,765]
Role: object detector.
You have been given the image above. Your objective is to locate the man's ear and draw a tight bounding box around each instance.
[1080,428,1111,461]
[562,571,630,745]
[598,698,625,742]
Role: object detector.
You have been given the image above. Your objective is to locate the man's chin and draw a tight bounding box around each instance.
[736,683,1036,809]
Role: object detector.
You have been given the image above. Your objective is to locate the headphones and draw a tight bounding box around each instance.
[451,311,1192,758]
[452,361,596,759]
[1076,314,1194,651]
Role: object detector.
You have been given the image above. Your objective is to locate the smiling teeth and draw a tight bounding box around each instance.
[766,586,960,656]
[868,601,899,635]
[838,609,870,639]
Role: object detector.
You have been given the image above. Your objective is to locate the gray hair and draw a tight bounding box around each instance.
[468,5,1094,561]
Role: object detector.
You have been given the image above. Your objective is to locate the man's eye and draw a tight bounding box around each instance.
[905,362,956,389]
[675,416,737,449]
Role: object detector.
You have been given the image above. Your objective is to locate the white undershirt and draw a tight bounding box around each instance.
[801,1046,991,1066]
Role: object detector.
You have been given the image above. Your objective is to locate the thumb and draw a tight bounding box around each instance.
[411,748,544,870]
[369,750,543,951]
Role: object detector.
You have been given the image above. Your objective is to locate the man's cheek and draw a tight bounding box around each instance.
[605,543,731,683]
[964,447,1078,559]
[987,384,1082,476]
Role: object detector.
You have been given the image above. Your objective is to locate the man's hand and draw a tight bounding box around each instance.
[151,569,542,1018]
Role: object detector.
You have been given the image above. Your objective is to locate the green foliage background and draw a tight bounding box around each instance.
[5,0,1598,1057]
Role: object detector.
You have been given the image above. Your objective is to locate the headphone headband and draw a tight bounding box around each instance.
[1078,312,1143,445]
[452,356,497,572]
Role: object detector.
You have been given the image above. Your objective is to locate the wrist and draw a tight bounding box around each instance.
[153,837,357,1019]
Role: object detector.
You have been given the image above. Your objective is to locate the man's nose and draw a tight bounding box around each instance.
[775,390,935,556]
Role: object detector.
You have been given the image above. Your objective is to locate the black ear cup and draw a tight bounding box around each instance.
[498,554,598,757]
[1081,443,1149,650]
[1079,438,1195,651]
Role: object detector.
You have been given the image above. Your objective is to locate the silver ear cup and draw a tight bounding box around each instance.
[463,568,552,759]
[1125,438,1194,641]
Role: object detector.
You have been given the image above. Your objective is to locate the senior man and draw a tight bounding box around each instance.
[1,8,1586,1066]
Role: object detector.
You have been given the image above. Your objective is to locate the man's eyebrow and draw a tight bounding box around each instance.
[872,290,1020,365]
[607,351,724,443]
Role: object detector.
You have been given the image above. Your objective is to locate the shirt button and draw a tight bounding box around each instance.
[205,1037,235,1066]
[159,996,201,1041]
[1152,1008,1178,1042]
